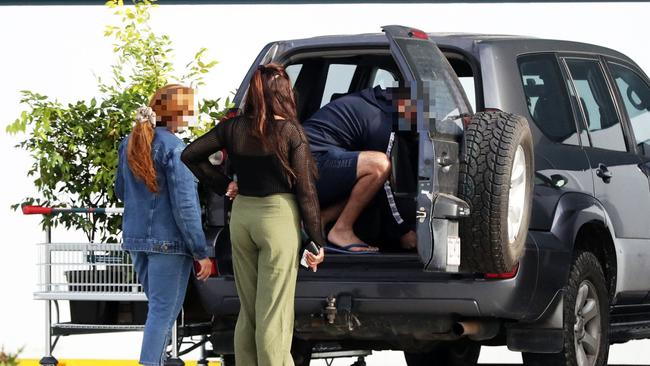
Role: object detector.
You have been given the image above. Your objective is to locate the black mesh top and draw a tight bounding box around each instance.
[181,115,325,247]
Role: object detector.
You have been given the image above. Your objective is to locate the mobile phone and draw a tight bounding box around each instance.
[300,241,321,269]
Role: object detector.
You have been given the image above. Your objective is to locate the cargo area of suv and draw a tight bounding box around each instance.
[214,44,478,255]
[206,49,471,276]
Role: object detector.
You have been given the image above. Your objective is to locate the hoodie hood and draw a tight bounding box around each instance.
[359,86,395,114]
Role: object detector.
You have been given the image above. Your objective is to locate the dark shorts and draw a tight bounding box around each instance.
[313,150,360,207]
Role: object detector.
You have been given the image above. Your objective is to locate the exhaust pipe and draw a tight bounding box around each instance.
[453,320,500,341]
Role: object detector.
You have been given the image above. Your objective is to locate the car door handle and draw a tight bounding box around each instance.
[596,163,613,183]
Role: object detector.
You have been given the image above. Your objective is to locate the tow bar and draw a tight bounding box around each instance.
[324,294,361,331]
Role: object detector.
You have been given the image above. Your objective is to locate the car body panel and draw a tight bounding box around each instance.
[195,232,544,321]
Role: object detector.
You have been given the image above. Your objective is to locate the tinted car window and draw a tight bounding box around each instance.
[321,64,357,107]
[518,54,578,145]
[566,59,627,152]
[397,39,471,134]
[609,63,650,156]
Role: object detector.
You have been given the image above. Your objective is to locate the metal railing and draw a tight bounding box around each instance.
[23,205,186,366]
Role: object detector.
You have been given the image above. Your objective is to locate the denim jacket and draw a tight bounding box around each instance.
[115,127,208,260]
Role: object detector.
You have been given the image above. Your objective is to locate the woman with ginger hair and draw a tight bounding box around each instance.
[114,84,211,366]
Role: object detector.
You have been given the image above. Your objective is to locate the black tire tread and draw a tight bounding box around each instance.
[458,111,532,273]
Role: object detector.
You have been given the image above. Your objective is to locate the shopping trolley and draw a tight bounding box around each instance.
[23,205,189,366]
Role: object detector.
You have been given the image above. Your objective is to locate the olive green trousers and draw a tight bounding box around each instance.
[230,193,301,366]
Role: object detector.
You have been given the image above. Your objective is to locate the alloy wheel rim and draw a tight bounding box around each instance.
[574,280,601,366]
[507,145,527,244]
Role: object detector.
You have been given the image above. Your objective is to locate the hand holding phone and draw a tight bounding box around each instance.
[300,241,324,272]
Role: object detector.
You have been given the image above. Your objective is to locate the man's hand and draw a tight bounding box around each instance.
[226,181,239,200]
[195,258,212,281]
[306,247,325,272]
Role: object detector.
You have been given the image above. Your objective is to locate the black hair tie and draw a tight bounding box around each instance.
[257,65,265,72]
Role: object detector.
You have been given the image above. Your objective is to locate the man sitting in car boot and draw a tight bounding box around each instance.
[302,85,417,253]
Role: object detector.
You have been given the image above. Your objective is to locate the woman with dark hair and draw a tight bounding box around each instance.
[115,84,212,366]
[182,63,325,365]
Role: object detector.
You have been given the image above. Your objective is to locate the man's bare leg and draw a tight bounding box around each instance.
[327,151,390,252]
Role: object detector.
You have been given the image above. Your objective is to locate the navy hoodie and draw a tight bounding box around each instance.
[303,86,396,154]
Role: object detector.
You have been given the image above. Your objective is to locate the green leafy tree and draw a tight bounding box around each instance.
[6,0,232,242]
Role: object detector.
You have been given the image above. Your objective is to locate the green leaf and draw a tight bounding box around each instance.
[6,118,23,134]
[204,60,218,68]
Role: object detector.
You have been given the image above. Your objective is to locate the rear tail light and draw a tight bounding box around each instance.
[484,264,519,279]
[461,113,473,128]
[194,258,220,278]
[408,29,429,40]
[210,258,220,277]
[222,108,239,121]
[220,149,228,164]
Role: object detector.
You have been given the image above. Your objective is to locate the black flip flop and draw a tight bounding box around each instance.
[325,243,379,254]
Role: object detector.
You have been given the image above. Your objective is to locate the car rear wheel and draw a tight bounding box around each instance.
[458,111,534,273]
[522,251,610,366]
[404,340,481,366]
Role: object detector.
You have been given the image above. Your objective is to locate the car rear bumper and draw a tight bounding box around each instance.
[194,230,570,323]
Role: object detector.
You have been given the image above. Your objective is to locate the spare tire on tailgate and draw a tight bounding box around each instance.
[458,111,534,274]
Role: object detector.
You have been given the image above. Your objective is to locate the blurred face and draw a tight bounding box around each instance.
[153,87,195,132]
[397,98,417,123]
[386,87,416,125]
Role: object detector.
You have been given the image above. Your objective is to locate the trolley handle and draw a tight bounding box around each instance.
[22,205,124,215]
[22,206,53,215]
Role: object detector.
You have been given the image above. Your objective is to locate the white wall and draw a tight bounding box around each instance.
[1,3,649,364]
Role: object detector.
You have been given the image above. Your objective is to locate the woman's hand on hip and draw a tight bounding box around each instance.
[306,247,325,272]
[196,258,212,281]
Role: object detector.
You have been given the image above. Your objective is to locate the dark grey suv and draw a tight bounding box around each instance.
[189,26,650,366]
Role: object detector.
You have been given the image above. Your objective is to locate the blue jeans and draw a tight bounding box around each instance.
[130,251,193,366]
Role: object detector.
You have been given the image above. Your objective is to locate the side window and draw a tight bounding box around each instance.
[609,63,650,156]
[457,76,476,112]
[565,59,627,152]
[518,54,578,145]
[320,64,357,107]
[285,64,303,87]
[371,68,398,89]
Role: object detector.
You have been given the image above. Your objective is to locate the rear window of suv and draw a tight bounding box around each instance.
[320,63,357,107]
[518,54,579,145]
